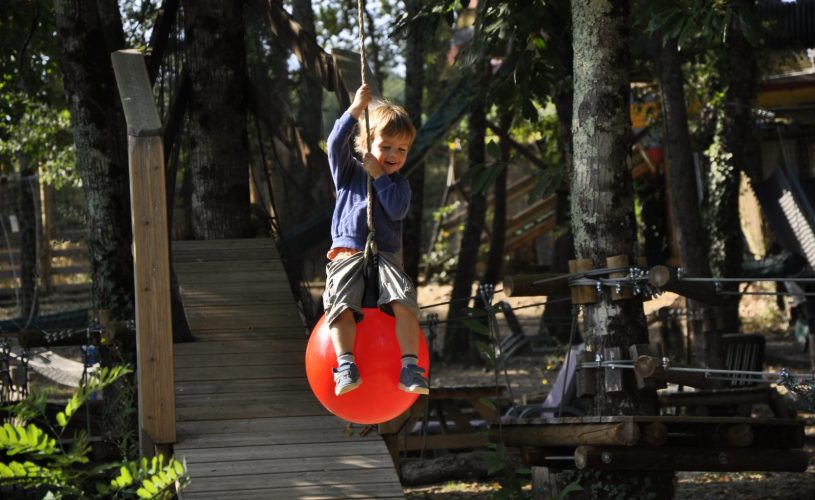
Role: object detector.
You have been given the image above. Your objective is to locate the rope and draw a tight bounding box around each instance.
[357,0,377,265]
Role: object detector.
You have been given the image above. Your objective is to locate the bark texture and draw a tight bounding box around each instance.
[54,0,134,319]
[570,0,673,495]
[444,61,489,363]
[403,0,426,284]
[291,0,322,147]
[482,112,512,287]
[184,0,252,239]
[17,154,39,319]
[656,36,717,367]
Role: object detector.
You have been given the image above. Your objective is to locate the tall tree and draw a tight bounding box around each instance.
[655,35,717,366]
[569,0,672,495]
[402,0,427,284]
[54,0,134,319]
[443,59,489,363]
[705,1,758,333]
[292,0,323,147]
[183,0,252,239]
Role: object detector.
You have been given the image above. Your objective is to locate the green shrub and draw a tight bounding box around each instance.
[1,365,188,499]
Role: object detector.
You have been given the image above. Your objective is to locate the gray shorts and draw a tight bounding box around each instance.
[323,251,420,327]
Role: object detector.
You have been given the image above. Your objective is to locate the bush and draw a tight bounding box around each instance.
[1,365,188,499]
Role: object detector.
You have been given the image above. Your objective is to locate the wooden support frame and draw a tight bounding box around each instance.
[111,49,176,455]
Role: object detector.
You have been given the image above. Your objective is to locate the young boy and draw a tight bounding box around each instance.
[323,83,429,397]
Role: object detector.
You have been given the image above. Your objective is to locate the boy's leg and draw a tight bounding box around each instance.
[329,308,361,395]
[391,301,429,395]
[323,253,366,396]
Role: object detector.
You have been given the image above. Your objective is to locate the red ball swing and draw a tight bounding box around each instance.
[305,306,429,425]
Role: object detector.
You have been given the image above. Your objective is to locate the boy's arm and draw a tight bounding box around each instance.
[373,174,411,221]
[326,84,373,185]
[326,112,358,185]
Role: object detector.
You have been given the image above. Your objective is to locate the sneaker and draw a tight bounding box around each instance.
[333,362,361,396]
[399,365,429,395]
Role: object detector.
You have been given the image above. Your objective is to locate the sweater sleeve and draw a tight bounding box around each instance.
[373,173,411,221]
[326,111,360,187]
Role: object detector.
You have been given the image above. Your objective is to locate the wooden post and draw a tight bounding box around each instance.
[111,49,176,456]
[38,173,53,294]
[568,258,596,304]
[606,255,632,301]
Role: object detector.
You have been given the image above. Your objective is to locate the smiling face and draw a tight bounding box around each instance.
[371,133,412,175]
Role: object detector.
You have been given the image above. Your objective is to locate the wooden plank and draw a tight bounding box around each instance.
[173,352,304,368]
[175,270,287,285]
[176,400,329,421]
[174,364,306,382]
[510,415,803,426]
[174,260,284,273]
[176,377,307,396]
[179,329,306,342]
[173,238,277,249]
[174,339,305,355]
[176,387,314,406]
[179,468,400,494]
[176,415,348,435]
[182,483,404,499]
[177,441,387,462]
[177,429,383,449]
[184,454,393,475]
[178,293,295,307]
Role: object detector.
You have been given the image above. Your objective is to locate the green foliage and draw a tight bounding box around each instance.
[642,0,762,49]
[0,91,78,187]
[0,1,77,185]
[0,366,188,498]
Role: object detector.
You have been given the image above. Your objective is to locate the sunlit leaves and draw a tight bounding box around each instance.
[0,364,187,498]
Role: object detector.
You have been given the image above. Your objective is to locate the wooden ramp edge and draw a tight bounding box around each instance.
[171,239,404,499]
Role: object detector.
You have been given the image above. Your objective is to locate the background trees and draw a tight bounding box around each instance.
[2,2,810,493]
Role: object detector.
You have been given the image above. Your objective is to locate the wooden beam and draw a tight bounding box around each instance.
[111,49,176,454]
[503,273,569,297]
[502,421,640,447]
[574,446,809,472]
[648,265,729,306]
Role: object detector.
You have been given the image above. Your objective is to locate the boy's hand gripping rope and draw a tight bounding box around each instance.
[357,0,377,267]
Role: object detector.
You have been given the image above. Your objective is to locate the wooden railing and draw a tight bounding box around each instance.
[111,49,176,457]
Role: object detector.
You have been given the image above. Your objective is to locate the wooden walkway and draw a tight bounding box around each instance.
[171,239,404,499]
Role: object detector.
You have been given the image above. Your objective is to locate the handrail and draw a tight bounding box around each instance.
[110,49,176,457]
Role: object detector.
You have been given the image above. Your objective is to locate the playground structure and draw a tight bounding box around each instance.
[3,1,815,498]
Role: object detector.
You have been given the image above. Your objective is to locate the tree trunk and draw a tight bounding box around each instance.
[444,61,489,363]
[543,69,576,345]
[482,112,512,287]
[656,35,718,367]
[184,0,252,239]
[54,0,134,320]
[403,0,426,284]
[705,9,757,334]
[17,153,39,319]
[291,0,322,147]
[569,0,673,496]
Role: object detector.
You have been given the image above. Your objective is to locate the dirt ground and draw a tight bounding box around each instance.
[403,284,815,499]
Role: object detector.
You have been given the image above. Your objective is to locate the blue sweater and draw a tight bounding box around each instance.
[327,111,411,254]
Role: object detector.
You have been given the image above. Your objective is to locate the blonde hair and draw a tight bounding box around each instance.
[354,101,416,155]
